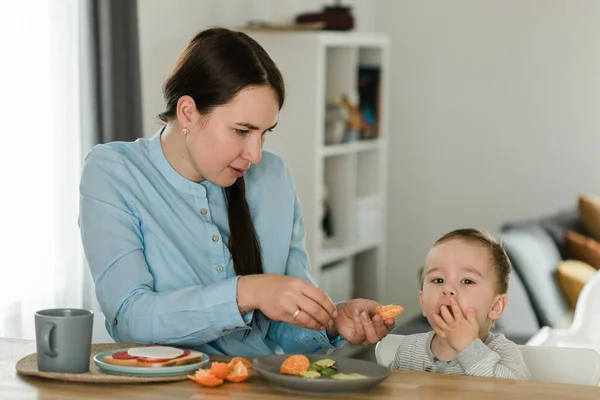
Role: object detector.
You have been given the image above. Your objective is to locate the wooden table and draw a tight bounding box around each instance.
[1,337,599,399]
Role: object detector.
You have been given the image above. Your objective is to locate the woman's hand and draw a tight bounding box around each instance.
[329,299,396,345]
[237,274,337,331]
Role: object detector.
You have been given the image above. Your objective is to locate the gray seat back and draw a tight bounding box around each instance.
[500,227,569,327]
[494,265,540,335]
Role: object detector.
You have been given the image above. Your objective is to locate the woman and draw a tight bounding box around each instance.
[79,28,395,356]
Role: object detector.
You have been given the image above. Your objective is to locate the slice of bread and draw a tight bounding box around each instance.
[103,348,204,368]
[171,350,204,366]
[102,354,139,367]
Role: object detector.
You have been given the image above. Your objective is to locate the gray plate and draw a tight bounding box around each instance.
[252,354,390,394]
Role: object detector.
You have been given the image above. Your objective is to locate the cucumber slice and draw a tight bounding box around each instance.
[331,373,369,380]
[314,359,336,368]
[299,370,321,379]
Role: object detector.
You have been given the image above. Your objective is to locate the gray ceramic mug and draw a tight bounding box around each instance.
[34,308,94,373]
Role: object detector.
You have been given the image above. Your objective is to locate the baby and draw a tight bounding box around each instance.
[390,228,530,379]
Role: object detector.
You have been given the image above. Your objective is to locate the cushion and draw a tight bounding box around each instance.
[500,227,569,328]
[494,266,540,336]
[539,210,587,259]
[565,230,600,270]
[556,260,597,308]
[579,195,600,242]
[502,209,587,259]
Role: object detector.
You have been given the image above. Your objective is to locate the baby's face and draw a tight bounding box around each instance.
[420,238,504,333]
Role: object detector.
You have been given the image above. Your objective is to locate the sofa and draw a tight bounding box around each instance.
[387,209,584,345]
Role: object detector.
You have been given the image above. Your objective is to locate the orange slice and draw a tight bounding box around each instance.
[225,360,251,383]
[187,369,224,387]
[376,304,404,319]
[210,362,230,380]
[280,354,310,376]
[228,357,252,371]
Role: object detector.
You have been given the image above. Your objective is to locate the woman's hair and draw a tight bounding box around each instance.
[421,228,512,294]
[158,28,285,280]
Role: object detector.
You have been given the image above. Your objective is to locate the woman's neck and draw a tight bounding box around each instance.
[161,123,204,182]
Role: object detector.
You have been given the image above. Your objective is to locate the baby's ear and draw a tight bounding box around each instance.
[488,294,508,321]
[419,291,426,316]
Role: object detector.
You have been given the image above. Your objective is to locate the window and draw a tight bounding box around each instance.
[0,0,84,339]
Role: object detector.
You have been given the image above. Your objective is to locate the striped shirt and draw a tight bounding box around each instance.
[389,331,531,380]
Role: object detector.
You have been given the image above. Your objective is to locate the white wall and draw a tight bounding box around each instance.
[137,0,374,136]
[375,0,600,319]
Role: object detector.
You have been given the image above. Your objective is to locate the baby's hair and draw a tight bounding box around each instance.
[421,228,511,294]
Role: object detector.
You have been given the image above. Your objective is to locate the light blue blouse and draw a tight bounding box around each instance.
[79,130,344,356]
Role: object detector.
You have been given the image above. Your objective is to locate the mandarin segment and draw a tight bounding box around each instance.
[376,304,404,319]
[280,354,310,376]
[228,357,252,370]
[187,369,224,387]
[210,362,230,380]
[225,360,251,382]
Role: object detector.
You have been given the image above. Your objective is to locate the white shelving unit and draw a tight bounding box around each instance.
[246,31,390,307]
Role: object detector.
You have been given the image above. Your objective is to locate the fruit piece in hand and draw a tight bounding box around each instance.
[375,304,404,319]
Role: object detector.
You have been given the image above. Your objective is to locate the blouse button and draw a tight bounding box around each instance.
[216,265,224,273]
[212,235,219,242]
[201,209,208,215]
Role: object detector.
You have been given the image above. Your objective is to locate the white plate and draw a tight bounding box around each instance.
[93,348,210,377]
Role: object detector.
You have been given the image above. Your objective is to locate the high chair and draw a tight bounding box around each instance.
[375,334,600,385]
[526,270,600,354]
[518,345,600,386]
[375,334,404,367]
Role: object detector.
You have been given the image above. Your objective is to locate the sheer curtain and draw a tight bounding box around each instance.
[0,1,84,339]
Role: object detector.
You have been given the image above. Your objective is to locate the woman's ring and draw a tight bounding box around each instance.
[292,309,301,319]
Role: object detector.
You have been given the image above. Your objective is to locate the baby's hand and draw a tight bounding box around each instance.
[430,298,478,353]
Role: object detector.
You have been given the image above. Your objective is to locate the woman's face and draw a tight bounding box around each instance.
[183,85,279,187]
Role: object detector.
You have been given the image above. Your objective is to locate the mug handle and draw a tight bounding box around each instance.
[40,322,57,357]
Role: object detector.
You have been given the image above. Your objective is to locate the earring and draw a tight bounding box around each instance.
[182,127,189,135]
